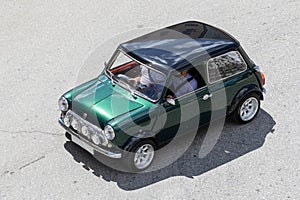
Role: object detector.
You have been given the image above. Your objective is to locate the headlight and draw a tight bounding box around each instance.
[81,125,90,137]
[71,119,79,130]
[104,125,115,140]
[64,115,71,127]
[58,96,69,112]
[91,132,100,145]
[91,131,109,146]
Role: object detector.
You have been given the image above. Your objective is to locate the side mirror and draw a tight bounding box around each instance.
[166,98,176,106]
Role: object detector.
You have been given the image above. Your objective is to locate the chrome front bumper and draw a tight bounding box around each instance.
[59,119,122,159]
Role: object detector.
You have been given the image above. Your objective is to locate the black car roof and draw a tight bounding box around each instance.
[120,21,240,71]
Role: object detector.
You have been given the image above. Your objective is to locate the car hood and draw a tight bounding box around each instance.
[71,78,144,127]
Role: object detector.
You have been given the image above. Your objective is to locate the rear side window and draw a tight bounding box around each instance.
[207,51,247,83]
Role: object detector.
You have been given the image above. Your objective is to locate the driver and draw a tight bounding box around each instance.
[131,65,165,100]
[131,65,165,87]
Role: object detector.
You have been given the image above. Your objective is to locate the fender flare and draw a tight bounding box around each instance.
[122,131,157,153]
[229,84,263,114]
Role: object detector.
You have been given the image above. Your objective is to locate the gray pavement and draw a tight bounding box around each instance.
[0,0,299,199]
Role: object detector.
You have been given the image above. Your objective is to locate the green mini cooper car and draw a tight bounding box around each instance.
[58,21,266,171]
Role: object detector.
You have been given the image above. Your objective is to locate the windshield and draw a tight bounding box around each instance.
[106,50,167,102]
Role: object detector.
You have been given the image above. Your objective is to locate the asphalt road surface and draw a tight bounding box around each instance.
[1,0,299,199]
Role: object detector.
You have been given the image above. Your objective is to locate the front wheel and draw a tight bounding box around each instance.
[123,139,156,172]
[233,93,260,124]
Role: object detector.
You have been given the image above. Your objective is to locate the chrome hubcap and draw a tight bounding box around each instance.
[134,144,154,170]
[240,97,259,121]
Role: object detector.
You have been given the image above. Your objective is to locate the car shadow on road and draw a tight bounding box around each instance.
[64,109,275,191]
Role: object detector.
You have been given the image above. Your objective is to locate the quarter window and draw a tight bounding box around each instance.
[207,51,247,83]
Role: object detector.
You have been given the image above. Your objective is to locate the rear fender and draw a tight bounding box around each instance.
[229,84,263,114]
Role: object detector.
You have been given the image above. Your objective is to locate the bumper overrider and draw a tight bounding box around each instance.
[59,110,122,159]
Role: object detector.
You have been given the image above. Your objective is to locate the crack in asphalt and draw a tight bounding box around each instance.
[1,156,46,178]
[0,155,46,177]
[18,156,46,170]
[1,171,10,177]
[0,129,63,136]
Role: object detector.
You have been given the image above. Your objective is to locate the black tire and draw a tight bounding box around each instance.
[233,93,260,124]
[122,139,156,172]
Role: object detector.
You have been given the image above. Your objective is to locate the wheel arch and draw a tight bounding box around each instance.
[122,131,158,153]
[229,84,263,114]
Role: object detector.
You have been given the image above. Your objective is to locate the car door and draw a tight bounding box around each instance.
[156,85,212,144]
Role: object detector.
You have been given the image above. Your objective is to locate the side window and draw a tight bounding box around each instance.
[189,66,207,88]
[165,67,202,99]
[207,51,247,83]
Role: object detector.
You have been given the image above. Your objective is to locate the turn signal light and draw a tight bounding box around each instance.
[261,71,266,85]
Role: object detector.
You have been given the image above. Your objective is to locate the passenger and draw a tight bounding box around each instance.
[168,69,198,98]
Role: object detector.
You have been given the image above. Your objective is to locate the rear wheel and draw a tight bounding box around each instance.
[233,93,260,124]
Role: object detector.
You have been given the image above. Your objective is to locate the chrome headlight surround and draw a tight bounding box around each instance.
[64,115,71,127]
[104,125,115,140]
[58,96,69,112]
[71,118,79,130]
[91,130,108,146]
[81,125,90,138]
[91,132,101,145]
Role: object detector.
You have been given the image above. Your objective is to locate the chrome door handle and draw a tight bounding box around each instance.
[202,93,212,100]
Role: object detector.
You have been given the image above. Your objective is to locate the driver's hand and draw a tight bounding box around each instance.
[129,78,139,87]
